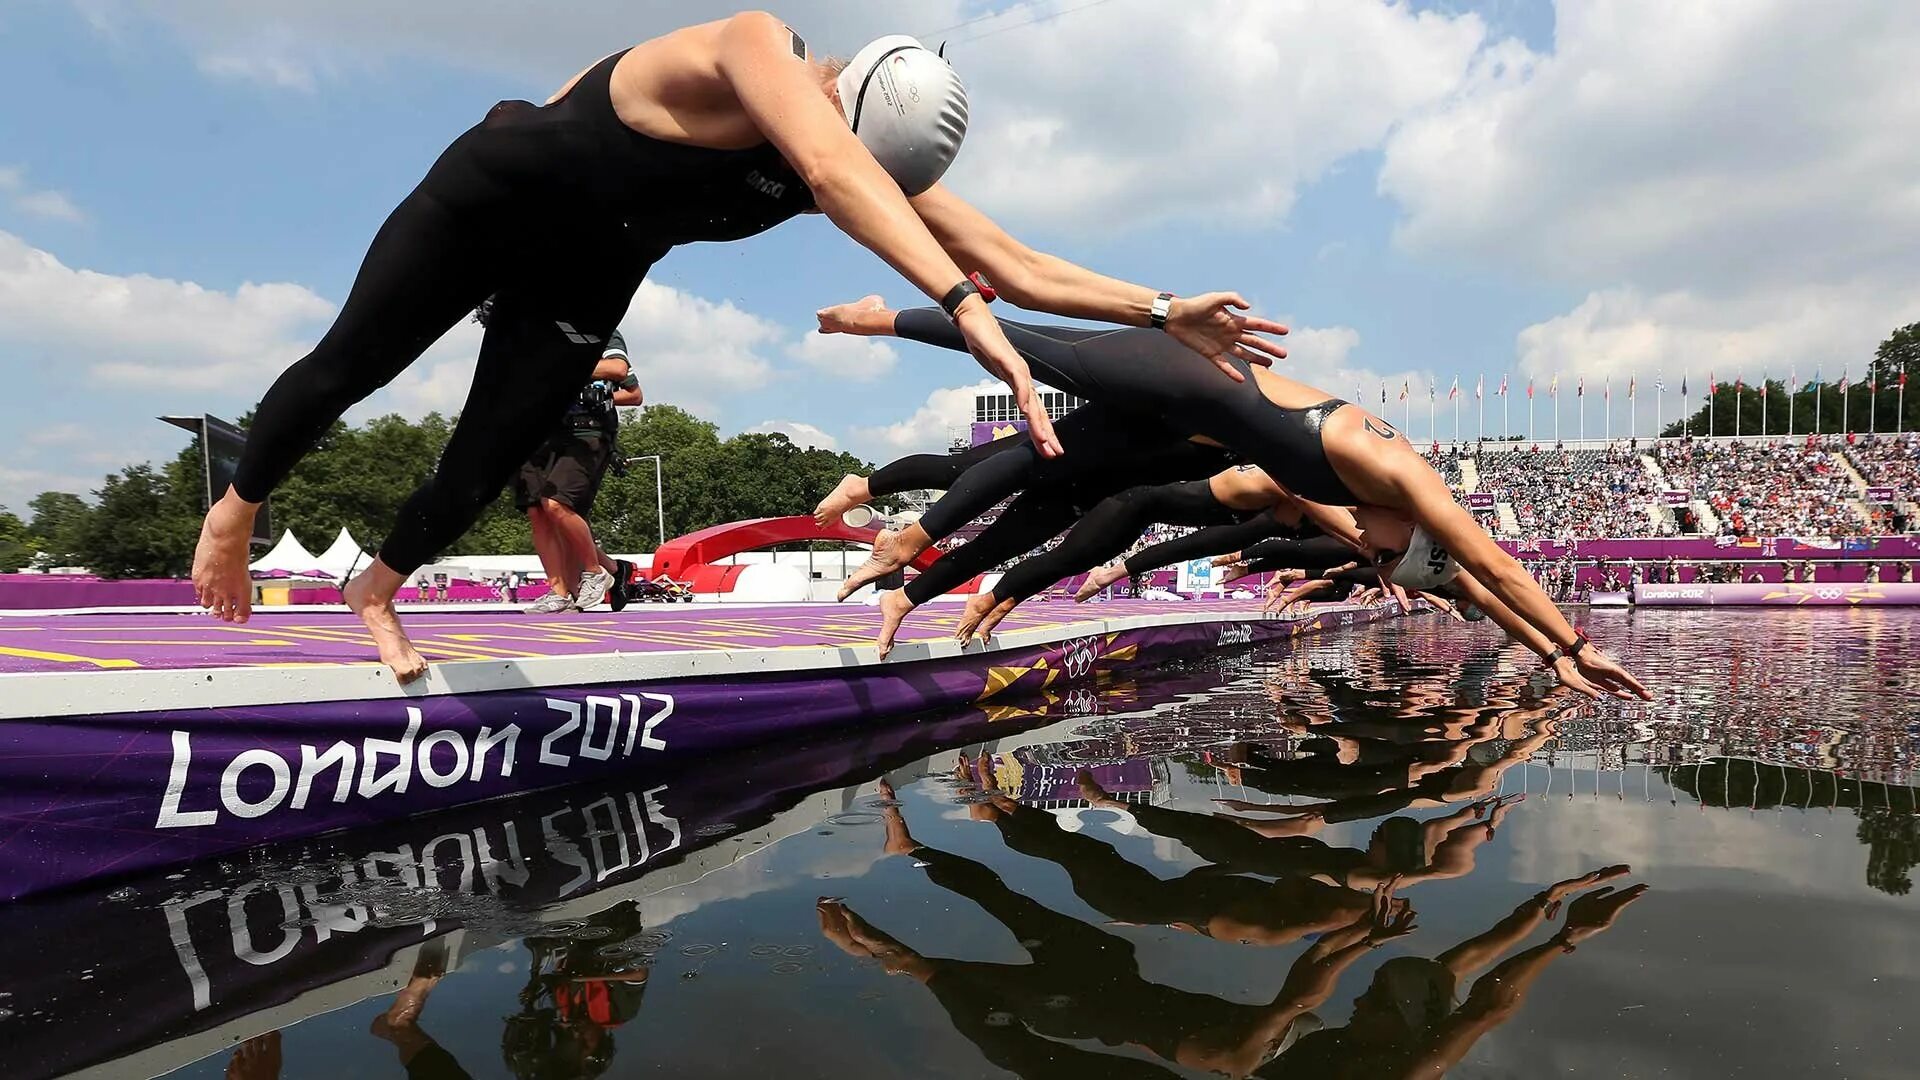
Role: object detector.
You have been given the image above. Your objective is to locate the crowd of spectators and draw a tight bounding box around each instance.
[1473,443,1669,538]
[1655,439,1869,538]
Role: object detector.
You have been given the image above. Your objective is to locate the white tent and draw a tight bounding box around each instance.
[248,530,325,577]
[314,526,374,581]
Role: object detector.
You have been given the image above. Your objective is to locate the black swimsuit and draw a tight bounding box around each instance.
[893,310,1364,549]
[232,51,815,573]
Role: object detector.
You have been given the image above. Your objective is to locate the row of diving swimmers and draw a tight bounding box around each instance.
[804,297,1651,700]
[820,695,1647,1078]
[189,14,1289,680]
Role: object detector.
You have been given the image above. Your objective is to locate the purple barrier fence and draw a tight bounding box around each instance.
[1634,583,1920,606]
[0,575,197,609]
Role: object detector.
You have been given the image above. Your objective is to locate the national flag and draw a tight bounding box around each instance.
[1400,380,1409,401]
[1429,381,1436,401]
[1656,376,1665,393]
[1901,372,1909,389]
[1628,375,1637,399]
[1381,382,1388,404]
[1475,375,1484,400]
[1550,375,1559,398]
[1759,381,1767,398]
[1708,371,1716,395]
[1499,374,1509,396]
[1838,368,1849,393]
[1577,377,1585,398]
[1681,375,1688,396]
[1448,378,1459,401]
[1604,378,1611,402]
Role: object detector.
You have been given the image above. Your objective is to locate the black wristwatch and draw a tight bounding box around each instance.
[1542,633,1591,667]
[941,278,982,317]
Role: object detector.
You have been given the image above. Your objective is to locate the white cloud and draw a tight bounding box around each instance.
[787,332,898,382]
[83,1,1487,232]
[1515,281,1912,386]
[1381,2,1920,291]
[616,282,785,420]
[851,378,1000,459]
[0,228,333,394]
[744,420,840,451]
[0,166,86,224]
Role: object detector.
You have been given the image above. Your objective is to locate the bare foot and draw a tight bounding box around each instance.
[225,1032,282,1080]
[193,490,260,623]
[876,779,920,855]
[816,899,935,979]
[1075,563,1128,602]
[838,529,913,602]
[954,592,997,644]
[875,587,914,660]
[813,473,873,529]
[976,597,1018,641]
[344,566,428,684]
[1075,768,1124,809]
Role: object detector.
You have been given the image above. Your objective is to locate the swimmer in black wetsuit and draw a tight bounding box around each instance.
[188,14,1289,680]
[815,298,1651,700]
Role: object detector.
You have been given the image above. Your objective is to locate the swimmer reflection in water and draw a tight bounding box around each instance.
[813,297,1649,701]
[190,13,1285,680]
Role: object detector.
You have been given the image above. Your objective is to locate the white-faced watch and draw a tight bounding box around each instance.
[1150,292,1175,330]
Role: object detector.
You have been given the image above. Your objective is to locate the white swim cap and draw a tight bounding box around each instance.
[836,36,969,196]
[1389,525,1463,591]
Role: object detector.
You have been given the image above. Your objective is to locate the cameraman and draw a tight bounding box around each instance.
[511,323,642,613]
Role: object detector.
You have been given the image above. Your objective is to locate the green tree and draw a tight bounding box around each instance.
[26,491,93,569]
[74,464,199,578]
[1859,806,1919,897]
[0,507,32,573]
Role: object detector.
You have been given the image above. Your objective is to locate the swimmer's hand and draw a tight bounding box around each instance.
[1166,293,1289,382]
[1549,655,1606,699]
[956,300,1063,457]
[1574,645,1652,700]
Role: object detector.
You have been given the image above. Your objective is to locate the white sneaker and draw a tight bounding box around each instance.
[573,569,615,611]
[525,591,574,615]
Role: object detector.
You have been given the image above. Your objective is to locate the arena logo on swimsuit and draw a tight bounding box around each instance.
[154,693,675,830]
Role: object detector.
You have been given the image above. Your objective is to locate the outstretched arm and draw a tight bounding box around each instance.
[1377,460,1649,700]
[910,184,1289,380]
[717,14,1059,455]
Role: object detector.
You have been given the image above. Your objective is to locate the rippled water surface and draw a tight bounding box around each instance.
[7,609,1918,1078]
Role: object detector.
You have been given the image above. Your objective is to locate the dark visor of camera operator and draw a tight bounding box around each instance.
[513,327,642,613]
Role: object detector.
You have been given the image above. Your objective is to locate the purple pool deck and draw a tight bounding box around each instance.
[0,598,1404,901]
[0,599,1217,675]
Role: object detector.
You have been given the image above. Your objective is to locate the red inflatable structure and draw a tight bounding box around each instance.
[648,515,943,584]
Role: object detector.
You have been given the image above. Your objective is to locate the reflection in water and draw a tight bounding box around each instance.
[4,609,1917,1078]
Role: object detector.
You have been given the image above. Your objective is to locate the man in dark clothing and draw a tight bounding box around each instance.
[513,328,642,613]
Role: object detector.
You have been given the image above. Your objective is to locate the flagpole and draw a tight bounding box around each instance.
[1528,381,1535,443]
[1708,373,1715,439]
[1871,376,1878,435]
[1735,381,1742,439]
[1843,368,1850,434]
[1760,375,1767,439]
[1503,376,1510,440]
[1605,378,1613,441]
[1429,381,1436,443]
[1900,375,1907,434]
[1478,377,1485,443]
[1814,369,1822,436]
[1579,381,1586,445]
[1554,382,1561,444]
[1631,376,1638,439]
[1788,372,1796,436]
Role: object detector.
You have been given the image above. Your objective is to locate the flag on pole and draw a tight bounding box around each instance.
[1400,381,1409,401]
[1527,378,1535,400]
[1429,381,1436,401]
[1708,371,1716,396]
[1629,376,1637,399]
[1550,375,1559,397]
[1759,381,1767,398]
[1448,378,1459,400]
[1656,376,1665,393]
[1577,377,1585,398]
[1499,374,1509,396]
[1381,382,1387,405]
[1838,368,1849,393]
[1475,375,1483,400]
[1604,378,1611,402]
[1680,375,1687,396]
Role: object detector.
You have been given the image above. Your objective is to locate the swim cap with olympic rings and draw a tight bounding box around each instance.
[837,36,969,196]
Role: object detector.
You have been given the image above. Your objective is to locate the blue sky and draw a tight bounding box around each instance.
[3,0,1915,512]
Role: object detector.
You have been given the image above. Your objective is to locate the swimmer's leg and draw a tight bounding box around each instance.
[202,192,493,623]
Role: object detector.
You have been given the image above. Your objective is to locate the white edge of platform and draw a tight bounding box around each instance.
[0,604,1386,722]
